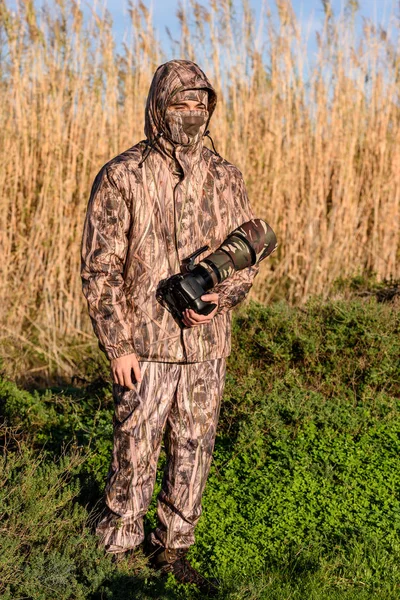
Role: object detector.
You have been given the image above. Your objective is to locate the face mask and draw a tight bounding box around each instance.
[165,108,209,145]
[164,88,209,145]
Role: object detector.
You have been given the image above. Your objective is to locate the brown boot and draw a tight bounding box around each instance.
[144,536,220,597]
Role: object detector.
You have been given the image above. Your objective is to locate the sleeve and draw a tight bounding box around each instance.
[213,172,260,316]
[80,165,136,360]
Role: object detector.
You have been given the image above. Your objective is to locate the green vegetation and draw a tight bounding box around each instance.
[1,283,399,599]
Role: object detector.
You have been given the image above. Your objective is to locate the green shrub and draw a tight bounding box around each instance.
[1,289,399,598]
[0,428,118,600]
[0,376,114,493]
[192,296,400,597]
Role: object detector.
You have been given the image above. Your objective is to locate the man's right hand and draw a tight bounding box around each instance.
[110,352,142,390]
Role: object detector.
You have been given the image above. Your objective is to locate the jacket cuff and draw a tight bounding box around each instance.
[215,285,249,315]
[214,264,259,315]
[103,340,137,361]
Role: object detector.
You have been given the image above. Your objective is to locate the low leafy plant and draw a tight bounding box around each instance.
[1,284,399,598]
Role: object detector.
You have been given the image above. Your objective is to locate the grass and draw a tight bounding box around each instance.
[1,283,399,599]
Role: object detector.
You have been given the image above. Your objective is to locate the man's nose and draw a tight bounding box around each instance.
[182,116,206,136]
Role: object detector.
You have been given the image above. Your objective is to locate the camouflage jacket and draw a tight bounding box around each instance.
[80,60,260,362]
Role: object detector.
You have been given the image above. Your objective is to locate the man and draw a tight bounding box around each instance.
[80,59,260,594]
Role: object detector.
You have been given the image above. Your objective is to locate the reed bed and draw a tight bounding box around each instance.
[0,0,399,378]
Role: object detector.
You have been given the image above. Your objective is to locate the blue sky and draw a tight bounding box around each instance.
[100,0,394,53]
[6,0,396,60]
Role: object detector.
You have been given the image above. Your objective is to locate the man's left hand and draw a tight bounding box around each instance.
[182,293,219,327]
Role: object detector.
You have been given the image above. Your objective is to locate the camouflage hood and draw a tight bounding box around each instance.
[142,60,217,172]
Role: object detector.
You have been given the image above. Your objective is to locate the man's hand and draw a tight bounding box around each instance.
[182,293,219,327]
[110,352,142,390]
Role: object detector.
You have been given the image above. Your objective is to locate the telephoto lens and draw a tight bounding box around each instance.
[156,218,277,328]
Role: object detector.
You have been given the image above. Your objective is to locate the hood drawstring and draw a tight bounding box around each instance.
[204,130,220,157]
[138,132,164,168]
[139,129,220,168]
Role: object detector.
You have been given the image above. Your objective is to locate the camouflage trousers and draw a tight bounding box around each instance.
[95,357,227,553]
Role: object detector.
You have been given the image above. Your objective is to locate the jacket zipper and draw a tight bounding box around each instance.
[172,180,180,268]
[173,178,188,362]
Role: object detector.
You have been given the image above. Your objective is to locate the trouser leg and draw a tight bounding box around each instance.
[95,360,180,553]
[150,357,227,550]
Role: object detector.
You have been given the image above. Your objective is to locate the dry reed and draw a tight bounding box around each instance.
[0,0,399,379]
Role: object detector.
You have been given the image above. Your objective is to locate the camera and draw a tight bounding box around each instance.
[156,219,277,328]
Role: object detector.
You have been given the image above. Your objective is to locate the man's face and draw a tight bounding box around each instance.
[165,90,209,143]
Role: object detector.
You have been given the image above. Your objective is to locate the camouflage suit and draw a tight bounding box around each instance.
[80,60,260,553]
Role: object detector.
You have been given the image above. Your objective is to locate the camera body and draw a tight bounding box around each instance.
[156,270,217,328]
